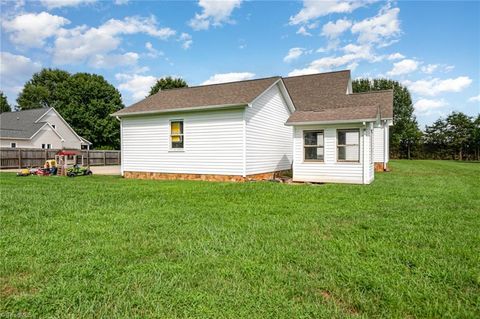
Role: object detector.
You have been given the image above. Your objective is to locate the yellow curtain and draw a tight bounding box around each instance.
[171,122,181,134]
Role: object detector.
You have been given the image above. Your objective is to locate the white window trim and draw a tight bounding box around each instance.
[302,130,325,163]
[10,142,16,148]
[169,119,185,152]
[336,128,361,163]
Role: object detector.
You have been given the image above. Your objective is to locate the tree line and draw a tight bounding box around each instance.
[353,79,479,161]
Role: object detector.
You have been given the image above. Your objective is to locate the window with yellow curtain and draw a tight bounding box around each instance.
[170,120,184,149]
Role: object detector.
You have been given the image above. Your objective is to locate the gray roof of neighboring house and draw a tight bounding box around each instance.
[0,108,51,139]
[112,76,281,116]
[112,70,393,124]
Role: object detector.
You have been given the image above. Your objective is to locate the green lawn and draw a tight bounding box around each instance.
[1,161,479,318]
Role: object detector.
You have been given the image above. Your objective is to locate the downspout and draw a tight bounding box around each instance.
[242,109,247,178]
[116,116,124,177]
[383,120,388,171]
[362,123,366,184]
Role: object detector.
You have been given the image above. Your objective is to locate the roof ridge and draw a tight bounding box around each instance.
[0,107,50,115]
[350,89,393,95]
[153,76,281,94]
[282,69,350,80]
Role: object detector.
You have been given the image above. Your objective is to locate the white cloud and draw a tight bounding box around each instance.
[40,0,96,9]
[468,94,480,103]
[284,48,305,62]
[189,0,242,30]
[445,65,455,72]
[289,43,375,76]
[145,42,163,58]
[421,64,438,74]
[351,6,401,45]
[53,16,175,65]
[421,64,455,74]
[0,52,42,101]
[387,59,419,76]
[296,26,312,36]
[89,52,139,69]
[116,73,157,101]
[202,72,255,85]
[179,33,193,49]
[2,12,70,48]
[415,98,447,113]
[387,52,405,60]
[404,76,473,96]
[321,18,352,38]
[289,0,367,25]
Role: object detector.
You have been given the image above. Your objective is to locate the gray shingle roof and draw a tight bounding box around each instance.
[111,70,393,124]
[0,108,50,139]
[113,77,281,116]
[282,71,393,123]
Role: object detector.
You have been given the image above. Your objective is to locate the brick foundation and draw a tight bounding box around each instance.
[123,170,291,182]
[374,162,388,172]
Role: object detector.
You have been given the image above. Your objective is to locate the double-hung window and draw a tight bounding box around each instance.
[337,129,360,162]
[304,130,324,161]
[170,120,184,149]
[10,142,16,148]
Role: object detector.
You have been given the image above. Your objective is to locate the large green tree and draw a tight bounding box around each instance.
[352,79,421,159]
[445,112,474,160]
[17,68,70,109]
[471,115,480,160]
[0,92,11,113]
[148,76,188,96]
[16,69,124,149]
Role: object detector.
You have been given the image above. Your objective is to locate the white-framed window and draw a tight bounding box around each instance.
[303,130,324,161]
[10,142,16,148]
[42,144,46,149]
[41,144,52,149]
[337,129,360,162]
[170,120,184,149]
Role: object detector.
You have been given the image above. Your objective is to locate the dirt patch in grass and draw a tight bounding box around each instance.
[319,290,360,316]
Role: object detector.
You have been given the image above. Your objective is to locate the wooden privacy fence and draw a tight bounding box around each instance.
[0,148,121,169]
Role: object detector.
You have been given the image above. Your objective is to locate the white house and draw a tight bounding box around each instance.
[0,108,91,150]
[112,70,393,184]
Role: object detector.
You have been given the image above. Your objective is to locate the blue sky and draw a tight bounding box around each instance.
[1,0,479,127]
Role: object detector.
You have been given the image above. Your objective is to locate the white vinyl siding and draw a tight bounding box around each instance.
[121,108,245,175]
[293,124,374,184]
[245,84,293,175]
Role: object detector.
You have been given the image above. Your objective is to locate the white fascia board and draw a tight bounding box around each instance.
[285,118,377,126]
[36,107,88,143]
[248,79,282,107]
[113,103,247,118]
[277,80,296,113]
[30,122,65,141]
[248,79,296,114]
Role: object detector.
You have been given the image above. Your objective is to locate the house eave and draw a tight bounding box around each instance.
[112,103,248,118]
[285,118,378,126]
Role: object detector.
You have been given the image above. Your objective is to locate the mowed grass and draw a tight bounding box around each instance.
[1,161,479,318]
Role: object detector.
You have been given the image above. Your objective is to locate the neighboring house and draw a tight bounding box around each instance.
[0,108,91,150]
[112,70,393,184]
